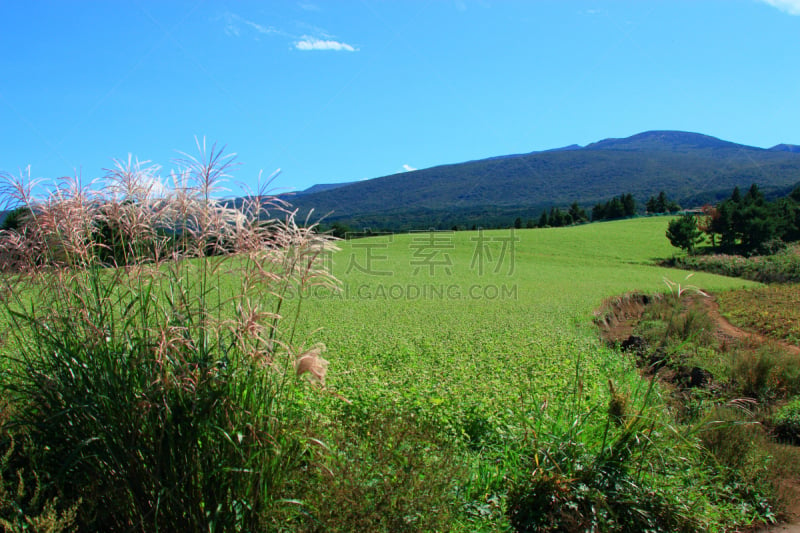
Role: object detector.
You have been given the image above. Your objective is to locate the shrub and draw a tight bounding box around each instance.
[0,144,339,530]
[666,213,704,254]
[698,403,763,471]
[772,396,800,444]
[730,343,800,401]
[663,245,800,284]
[0,399,81,532]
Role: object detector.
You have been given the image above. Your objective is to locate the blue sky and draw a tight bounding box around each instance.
[2,0,800,196]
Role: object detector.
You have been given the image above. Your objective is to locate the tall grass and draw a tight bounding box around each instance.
[0,143,338,531]
[507,363,701,533]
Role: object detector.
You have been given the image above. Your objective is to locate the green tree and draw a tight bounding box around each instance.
[622,193,636,216]
[646,195,658,214]
[568,202,588,223]
[537,211,548,228]
[656,191,669,212]
[666,213,704,254]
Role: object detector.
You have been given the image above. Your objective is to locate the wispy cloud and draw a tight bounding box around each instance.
[222,12,281,38]
[759,0,800,15]
[222,11,358,52]
[295,36,357,52]
[402,164,417,172]
[298,2,321,12]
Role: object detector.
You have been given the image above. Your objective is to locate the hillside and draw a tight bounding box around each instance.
[282,130,800,231]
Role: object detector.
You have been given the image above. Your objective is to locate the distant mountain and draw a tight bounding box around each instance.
[283,130,800,231]
[543,144,582,152]
[583,130,744,152]
[293,182,356,195]
[770,144,800,153]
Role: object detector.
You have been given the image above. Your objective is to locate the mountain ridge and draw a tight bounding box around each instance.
[282,130,800,231]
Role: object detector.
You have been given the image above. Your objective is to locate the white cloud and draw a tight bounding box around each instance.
[759,0,800,15]
[402,164,417,172]
[295,36,357,52]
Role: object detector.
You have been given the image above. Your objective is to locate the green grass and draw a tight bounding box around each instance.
[298,218,755,410]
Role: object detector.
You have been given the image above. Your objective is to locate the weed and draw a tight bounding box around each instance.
[0,143,338,530]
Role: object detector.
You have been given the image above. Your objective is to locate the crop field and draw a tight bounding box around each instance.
[718,284,800,345]
[296,217,756,419]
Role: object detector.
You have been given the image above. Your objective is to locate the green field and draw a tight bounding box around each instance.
[299,217,756,415]
[1,214,771,531]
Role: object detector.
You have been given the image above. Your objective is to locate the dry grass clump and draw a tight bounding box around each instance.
[0,141,339,530]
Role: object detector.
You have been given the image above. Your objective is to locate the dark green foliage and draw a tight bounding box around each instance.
[700,184,800,254]
[666,213,705,254]
[772,397,800,444]
[568,201,589,224]
[0,401,81,532]
[549,206,566,227]
[537,210,548,228]
[592,193,637,221]
[647,191,681,214]
[323,221,352,238]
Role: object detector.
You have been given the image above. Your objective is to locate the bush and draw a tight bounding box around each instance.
[772,397,800,444]
[0,145,339,530]
[730,343,800,401]
[664,245,800,284]
[698,403,763,471]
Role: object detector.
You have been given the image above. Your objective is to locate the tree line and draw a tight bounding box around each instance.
[316,191,683,235]
[667,184,800,254]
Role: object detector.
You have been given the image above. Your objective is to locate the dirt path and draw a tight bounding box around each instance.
[698,296,800,356]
